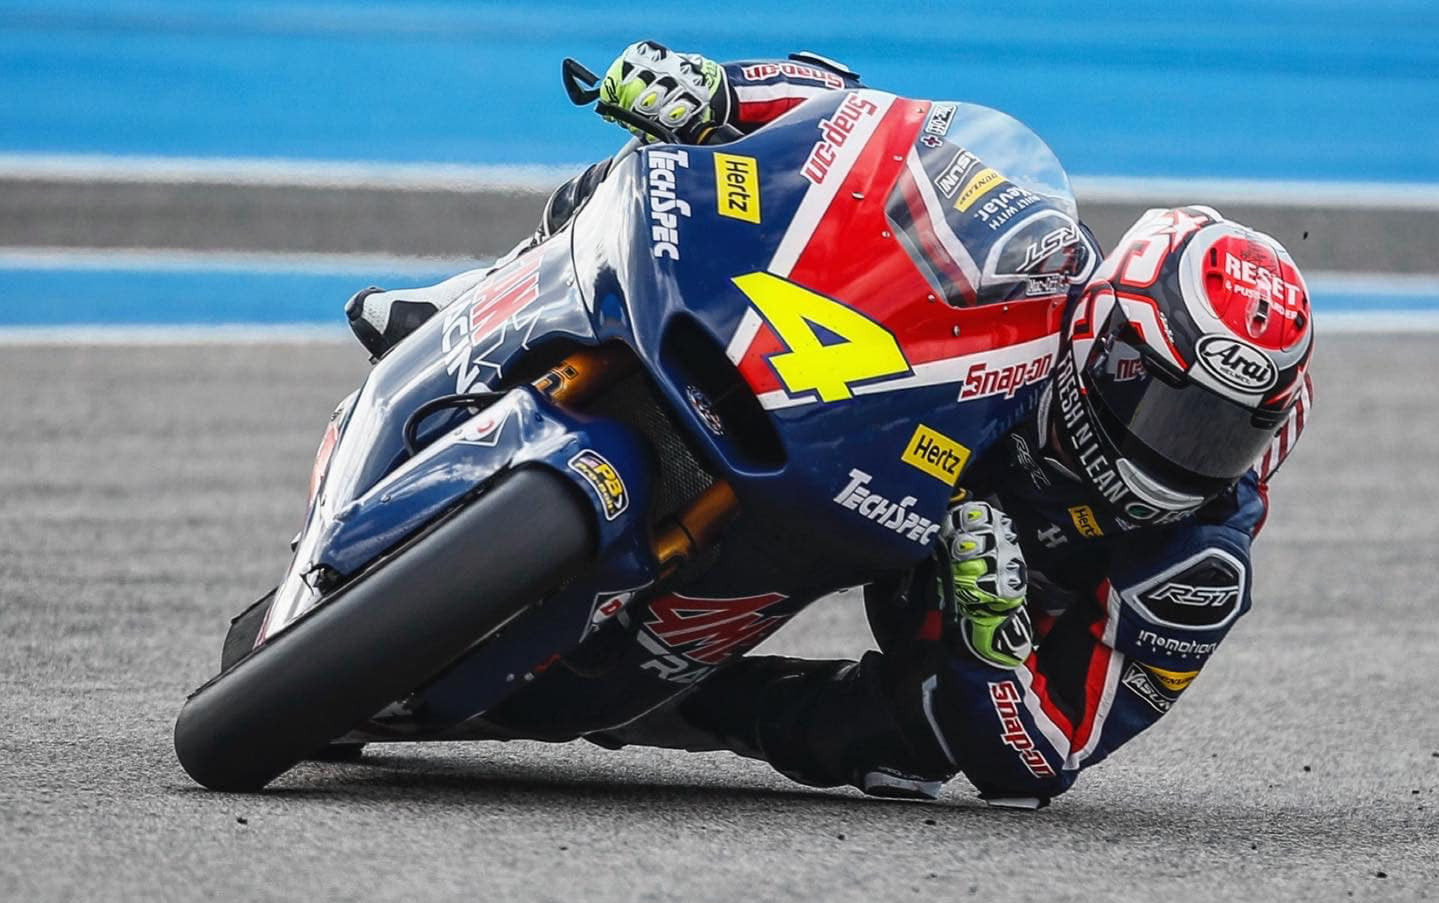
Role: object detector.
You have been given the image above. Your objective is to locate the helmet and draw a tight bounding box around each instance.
[1049,206,1313,523]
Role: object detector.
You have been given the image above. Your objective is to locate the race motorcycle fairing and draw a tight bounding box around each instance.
[184,89,1097,770]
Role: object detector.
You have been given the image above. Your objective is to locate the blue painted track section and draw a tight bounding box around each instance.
[0,266,1432,328]
[3,0,1438,181]
[0,265,454,325]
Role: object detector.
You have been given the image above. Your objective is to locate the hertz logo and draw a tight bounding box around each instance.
[901,424,970,484]
[1068,504,1103,538]
[714,153,761,224]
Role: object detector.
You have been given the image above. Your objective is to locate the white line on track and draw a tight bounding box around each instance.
[5,153,1439,210]
[0,153,572,192]
[0,324,352,345]
[1070,175,1439,210]
[0,246,489,274]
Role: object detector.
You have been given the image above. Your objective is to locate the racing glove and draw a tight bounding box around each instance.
[599,40,730,143]
[940,501,1033,669]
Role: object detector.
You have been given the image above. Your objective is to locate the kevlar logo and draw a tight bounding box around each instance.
[637,592,790,683]
[714,153,761,224]
[1068,505,1103,538]
[568,449,628,521]
[988,682,1056,778]
[955,167,1003,212]
[1120,661,1177,714]
[973,185,1043,231]
[1128,549,1244,631]
[901,424,970,484]
[1142,663,1198,693]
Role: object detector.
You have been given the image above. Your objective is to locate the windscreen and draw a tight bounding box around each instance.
[887,101,1091,307]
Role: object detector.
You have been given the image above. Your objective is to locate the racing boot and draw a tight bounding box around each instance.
[345,286,446,362]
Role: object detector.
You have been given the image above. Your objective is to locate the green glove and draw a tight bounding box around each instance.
[942,501,1033,669]
[599,40,729,143]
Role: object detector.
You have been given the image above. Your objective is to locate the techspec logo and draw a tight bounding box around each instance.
[833,469,943,546]
[646,148,691,260]
[989,681,1056,778]
[801,93,881,185]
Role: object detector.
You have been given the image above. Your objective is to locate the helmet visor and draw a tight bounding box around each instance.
[1084,322,1279,481]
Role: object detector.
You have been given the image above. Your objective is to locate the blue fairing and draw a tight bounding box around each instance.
[266,90,1082,738]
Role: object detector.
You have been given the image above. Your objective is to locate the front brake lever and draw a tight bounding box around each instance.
[562,58,601,105]
[563,57,681,145]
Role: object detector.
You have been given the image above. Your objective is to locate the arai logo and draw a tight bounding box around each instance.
[1196,335,1277,393]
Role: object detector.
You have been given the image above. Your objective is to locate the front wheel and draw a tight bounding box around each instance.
[174,467,595,791]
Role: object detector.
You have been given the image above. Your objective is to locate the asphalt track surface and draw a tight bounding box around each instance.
[1,335,1436,901]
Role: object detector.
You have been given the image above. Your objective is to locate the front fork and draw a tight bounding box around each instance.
[530,344,740,578]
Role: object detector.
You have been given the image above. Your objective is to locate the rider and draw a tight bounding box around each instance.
[351,43,1316,807]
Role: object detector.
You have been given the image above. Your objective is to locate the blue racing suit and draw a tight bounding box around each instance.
[603,379,1310,805]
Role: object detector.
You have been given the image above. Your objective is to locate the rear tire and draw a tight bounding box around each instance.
[174,467,595,791]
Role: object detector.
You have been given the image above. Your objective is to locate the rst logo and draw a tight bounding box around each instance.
[960,351,1052,400]
[801,93,881,185]
[1196,335,1278,393]
[713,153,761,224]
[1017,223,1080,273]
[441,255,543,394]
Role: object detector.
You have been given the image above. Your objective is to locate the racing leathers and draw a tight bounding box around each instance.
[601,383,1310,806]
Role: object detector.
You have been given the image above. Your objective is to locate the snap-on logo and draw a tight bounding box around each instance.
[1195,335,1277,393]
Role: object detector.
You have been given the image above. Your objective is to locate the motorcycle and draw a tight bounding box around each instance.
[174,60,1090,791]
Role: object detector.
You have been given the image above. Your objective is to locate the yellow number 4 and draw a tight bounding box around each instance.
[733,271,910,403]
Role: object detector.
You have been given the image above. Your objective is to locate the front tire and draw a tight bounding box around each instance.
[174,467,595,791]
